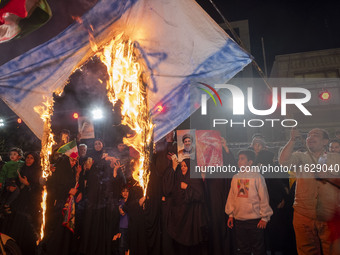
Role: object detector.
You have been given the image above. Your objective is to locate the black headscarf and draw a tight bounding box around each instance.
[90,138,105,162]
[178,158,191,178]
[20,151,42,189]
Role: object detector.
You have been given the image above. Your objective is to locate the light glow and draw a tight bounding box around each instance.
[73,112,79,119]
[91,108,104,120]
[319,90,330,101]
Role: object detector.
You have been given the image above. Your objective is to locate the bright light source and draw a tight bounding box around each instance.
[91,108,104,120]
[319,90,330,101]
[156,104,164,113]
[0,119,4,127]
[17,118,22,124]
[73,113,79,119]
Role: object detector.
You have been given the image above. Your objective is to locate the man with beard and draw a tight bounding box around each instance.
[178,134,195,162]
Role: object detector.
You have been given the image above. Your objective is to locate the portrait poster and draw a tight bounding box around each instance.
[196,130,223,167]
[78,116,95,139]
[177,129,196,162]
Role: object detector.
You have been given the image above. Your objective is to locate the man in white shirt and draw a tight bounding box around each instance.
[279,128,340,255]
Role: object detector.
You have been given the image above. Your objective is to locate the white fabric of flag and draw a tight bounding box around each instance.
[0,0,252,142]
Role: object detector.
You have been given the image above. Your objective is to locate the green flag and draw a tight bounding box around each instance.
[57,140,78,159]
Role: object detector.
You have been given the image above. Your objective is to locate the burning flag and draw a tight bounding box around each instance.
[33,96,55,242]
[0,0,252,142]
[99,34,154,195]
[0,0,252,241]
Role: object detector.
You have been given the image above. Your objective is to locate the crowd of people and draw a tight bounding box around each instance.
[0,127,339,255]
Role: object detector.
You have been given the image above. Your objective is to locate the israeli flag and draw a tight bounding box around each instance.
[0,0,252,141]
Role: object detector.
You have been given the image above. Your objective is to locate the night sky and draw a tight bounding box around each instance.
[197,0,340,73]
[1,0,340,68]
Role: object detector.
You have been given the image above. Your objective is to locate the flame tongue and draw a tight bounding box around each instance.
[99,34,153,196]
[34,97,56,241]
[34,33,154,241]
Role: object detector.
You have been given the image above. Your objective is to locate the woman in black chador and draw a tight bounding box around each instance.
[44,154,83,255]
[80,138,123,255]
[164,158,208,255]
[0,151,42,254]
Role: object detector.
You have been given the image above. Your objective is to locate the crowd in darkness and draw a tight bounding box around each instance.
[0,128,339,255]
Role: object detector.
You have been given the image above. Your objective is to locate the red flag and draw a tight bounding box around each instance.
[0,0,27,25]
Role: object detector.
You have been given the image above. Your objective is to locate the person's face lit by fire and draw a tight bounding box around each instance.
[329,141,340,153]
[181,161,188,175]
[79,145,87,157]
[117,143,127,152]
[183,138,192,151]
[121,188,129,200]
[306,129,329,153]
[94,140,104,152]
[69,157,77,168]
[61,133,70,144]
[25,154,35,167]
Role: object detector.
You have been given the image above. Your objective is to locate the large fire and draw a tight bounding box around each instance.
[34,97,56,242]
[99,33,154,196]
[33,33,153,242]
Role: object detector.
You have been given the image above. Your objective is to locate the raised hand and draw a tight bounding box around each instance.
[168,153,178,171]
[221,137,230,153]
[290,128,301,142]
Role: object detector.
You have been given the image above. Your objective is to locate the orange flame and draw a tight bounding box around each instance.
[38,186,48,244]
[72,16,83,24]
[89,32,98,52]
[99,33,153,196]
[34,97,55,241]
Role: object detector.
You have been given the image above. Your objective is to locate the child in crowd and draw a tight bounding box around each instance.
[225,149,273,255]
[114,185,130,255]
[112,142,131,181]
[0,147,24,213]
[329,139,340,153]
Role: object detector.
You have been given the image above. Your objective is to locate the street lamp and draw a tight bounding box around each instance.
[319,90,331,101]
[73,112,79,119]
[91,108,104,120]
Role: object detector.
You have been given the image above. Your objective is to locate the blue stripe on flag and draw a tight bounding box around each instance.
[0,0,139,102]
[151,39,252,142]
